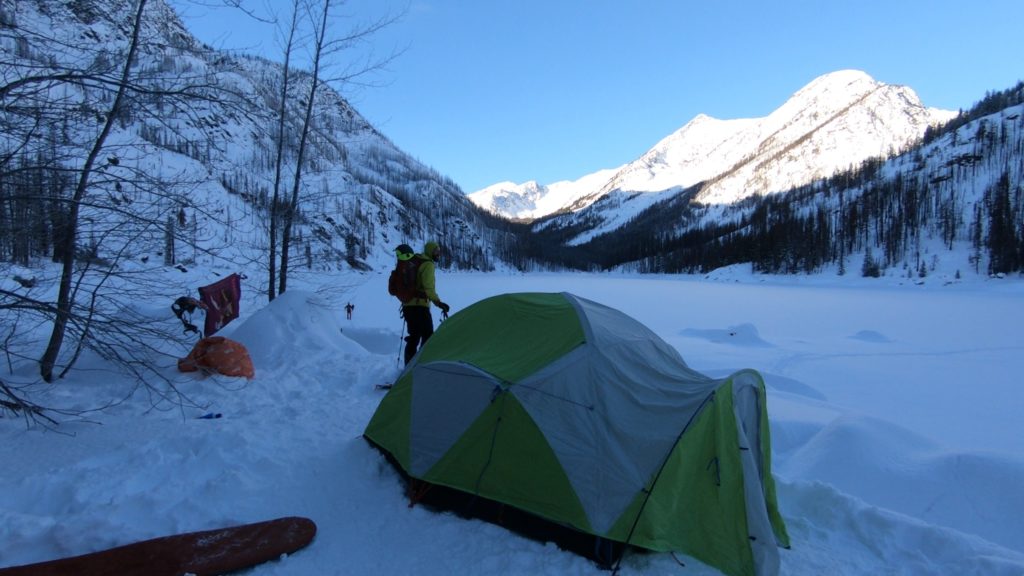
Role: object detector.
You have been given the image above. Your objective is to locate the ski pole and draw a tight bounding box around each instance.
[397,309,405,366]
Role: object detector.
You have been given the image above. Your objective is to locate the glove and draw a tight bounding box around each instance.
[437,301,450,314]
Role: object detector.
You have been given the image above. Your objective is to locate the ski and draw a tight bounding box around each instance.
[0,516,316,576]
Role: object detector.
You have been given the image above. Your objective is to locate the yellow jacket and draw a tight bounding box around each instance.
[403,254,443,309]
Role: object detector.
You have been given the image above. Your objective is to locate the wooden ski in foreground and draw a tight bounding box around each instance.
[0,516,316,576]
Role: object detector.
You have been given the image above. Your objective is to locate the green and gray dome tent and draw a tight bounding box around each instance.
[364,292,789,576]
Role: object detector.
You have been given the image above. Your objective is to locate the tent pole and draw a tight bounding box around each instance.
[611,391,717,573]
[397,313,405,366]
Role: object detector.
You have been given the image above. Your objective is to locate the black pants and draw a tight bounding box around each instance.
[402,306,434,365]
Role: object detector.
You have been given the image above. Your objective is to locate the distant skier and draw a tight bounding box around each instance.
[345,302,354,320]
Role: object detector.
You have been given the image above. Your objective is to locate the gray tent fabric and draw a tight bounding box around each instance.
[733,370,782,576]
[513,296,721,534]
[409,361,501,476]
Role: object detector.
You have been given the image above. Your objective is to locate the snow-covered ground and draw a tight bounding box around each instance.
[2,268,1023,575]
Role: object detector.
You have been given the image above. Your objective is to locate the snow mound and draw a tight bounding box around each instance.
[779,415,1024,553]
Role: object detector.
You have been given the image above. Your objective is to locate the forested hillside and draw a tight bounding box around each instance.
[526,83,1024,278]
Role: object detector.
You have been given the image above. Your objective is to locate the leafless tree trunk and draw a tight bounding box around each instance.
[267,2,301,302]
[279,0,331,296]
[275,0,404,295]
[38,0,149,383]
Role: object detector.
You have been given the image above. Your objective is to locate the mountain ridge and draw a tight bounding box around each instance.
[470,70,956,239]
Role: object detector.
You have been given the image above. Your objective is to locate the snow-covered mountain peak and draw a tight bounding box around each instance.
[468,169,621,221]
[473,70,957,245]
[791,69,879,100]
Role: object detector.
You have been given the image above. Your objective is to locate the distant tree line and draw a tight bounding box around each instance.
[923,81,1024,145]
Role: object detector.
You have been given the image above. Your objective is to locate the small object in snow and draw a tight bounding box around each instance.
[374,384,393,390]
[197,412,222,419]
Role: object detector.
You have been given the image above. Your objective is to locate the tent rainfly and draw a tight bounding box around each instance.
[364,292,789,576]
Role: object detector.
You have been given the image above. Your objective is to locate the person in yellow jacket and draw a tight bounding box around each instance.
[401,241,450,365]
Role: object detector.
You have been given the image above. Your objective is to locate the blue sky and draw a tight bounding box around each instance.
[174,0,1023,193]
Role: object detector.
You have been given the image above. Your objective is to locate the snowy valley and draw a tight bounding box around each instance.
[2,3,1024,575]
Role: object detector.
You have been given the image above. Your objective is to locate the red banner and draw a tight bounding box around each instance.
[198,273,241,336]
